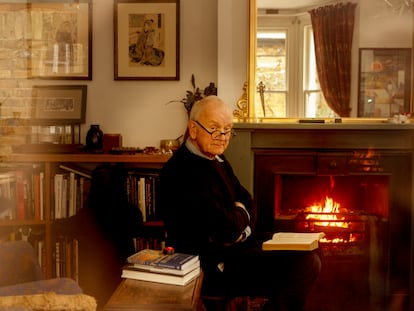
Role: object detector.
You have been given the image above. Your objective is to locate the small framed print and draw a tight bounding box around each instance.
[32,85,87,125]
[358,48,411,117]
[114,0,180,80]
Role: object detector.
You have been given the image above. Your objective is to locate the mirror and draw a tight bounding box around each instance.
[246,0,414,120]
[247,0,334,120]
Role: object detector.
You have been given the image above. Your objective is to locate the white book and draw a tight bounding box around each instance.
[121,266,201,286]
[262,232,325,251]
[68,172,76,217]
[61,177,68,218]
[39,172,44,220]
[138,177,146,222]
[54,174,63,219]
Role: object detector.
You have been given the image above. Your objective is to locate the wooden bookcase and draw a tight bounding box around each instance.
[0,153,170,279]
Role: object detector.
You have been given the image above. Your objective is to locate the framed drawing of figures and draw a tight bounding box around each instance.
[0,1,93,79]
[358,48,411,118]
[114,0,180,80]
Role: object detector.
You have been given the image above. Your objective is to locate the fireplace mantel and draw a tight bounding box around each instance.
[225,122,414,193]
[224,122,414,310]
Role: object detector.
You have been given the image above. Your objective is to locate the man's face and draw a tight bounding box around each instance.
[189,103,233,158]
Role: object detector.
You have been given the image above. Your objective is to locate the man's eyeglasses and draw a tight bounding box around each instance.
[194,120,236,139]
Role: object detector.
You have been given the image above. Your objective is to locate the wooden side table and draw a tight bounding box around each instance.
[103,272,203,311]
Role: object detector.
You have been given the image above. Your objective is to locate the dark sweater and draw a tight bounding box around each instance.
[159,144,256,270]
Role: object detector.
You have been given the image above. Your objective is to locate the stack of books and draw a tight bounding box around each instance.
[122,249,201,286]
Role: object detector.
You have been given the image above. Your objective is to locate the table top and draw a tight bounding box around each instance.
[103,272,203,311]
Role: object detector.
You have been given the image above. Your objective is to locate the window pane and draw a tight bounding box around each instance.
[256,29,287,117]
[254,91,286,117]
[305,91,335,118]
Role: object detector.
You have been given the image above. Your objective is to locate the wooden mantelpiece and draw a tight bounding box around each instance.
[225,122,414,193]
[225,122,414,311]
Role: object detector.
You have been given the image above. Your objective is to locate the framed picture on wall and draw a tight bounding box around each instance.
[358,48,411,118]
[32,85,87,125]
[0,1,93,80]
[114,0,180,80]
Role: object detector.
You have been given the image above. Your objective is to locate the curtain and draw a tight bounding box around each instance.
[309,2,357,117]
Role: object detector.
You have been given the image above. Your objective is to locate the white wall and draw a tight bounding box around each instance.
[79,0,218,148]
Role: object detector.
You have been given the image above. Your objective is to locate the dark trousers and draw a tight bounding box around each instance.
[201,244,321,311]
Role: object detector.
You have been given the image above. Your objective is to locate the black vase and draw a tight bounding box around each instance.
[86,124,103,152]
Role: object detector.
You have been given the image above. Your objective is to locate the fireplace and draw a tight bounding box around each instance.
[225,123,414,311]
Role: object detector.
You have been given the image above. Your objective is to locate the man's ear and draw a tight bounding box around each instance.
[188,120,197,139]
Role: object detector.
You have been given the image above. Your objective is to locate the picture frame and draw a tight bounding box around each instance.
[114,0,180,80]
[0,1,93,80]
[32,85,87,125]
[358,48,411,118]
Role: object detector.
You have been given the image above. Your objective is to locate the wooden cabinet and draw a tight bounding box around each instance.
[0,153,170,279]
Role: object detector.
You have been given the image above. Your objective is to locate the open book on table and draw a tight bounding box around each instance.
[262,232,325,251]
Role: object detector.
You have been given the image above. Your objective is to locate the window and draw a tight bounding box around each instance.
[255,15,335,118]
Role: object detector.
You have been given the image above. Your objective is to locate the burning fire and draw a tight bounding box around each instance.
[305,196,349,229]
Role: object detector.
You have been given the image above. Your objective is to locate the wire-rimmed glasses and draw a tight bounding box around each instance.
[194,120,236,139]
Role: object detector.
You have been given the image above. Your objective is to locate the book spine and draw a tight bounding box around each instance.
[39,172,44,220]
[15,170,25,220]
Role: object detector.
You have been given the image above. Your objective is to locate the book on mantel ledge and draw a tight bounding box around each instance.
[262,232,325,251]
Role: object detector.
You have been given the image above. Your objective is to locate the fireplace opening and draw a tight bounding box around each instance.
[273,174,390,310]
[274,173,390,310]
[253,150,412,311]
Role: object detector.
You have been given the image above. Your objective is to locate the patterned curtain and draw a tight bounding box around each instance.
[309,3,357,117]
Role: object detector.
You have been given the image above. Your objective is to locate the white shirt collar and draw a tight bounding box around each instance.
[185,139,224,162]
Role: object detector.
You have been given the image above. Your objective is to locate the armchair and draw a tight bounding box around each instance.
[0,240,96,311]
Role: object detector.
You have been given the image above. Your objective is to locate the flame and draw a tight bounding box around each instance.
[305,196,348,228]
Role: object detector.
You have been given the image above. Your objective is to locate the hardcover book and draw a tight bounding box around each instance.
[123,260,200,276]
[121,266,201,286]
[127,249,199,271]
[262,232,325,251]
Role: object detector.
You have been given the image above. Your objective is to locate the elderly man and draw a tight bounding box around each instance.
[159,95,321,311]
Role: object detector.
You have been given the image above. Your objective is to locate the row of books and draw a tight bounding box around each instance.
[122,248,201,286]
[53,236,79,281]
[132,235,166,253]
[126,171,160,222]
[52,165,92,219]
[0,163,93,221]
[0,164,45,221]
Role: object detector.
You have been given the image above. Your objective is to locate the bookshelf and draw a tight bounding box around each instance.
[0,153,170,280]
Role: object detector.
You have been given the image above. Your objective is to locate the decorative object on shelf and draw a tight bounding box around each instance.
[166,74,217,114]
[85,124,103,153]
[103,134,122,153]
[160,138,180,154]
[233,81,249,120]
[114,0,180,80]
[109,147,143,155]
